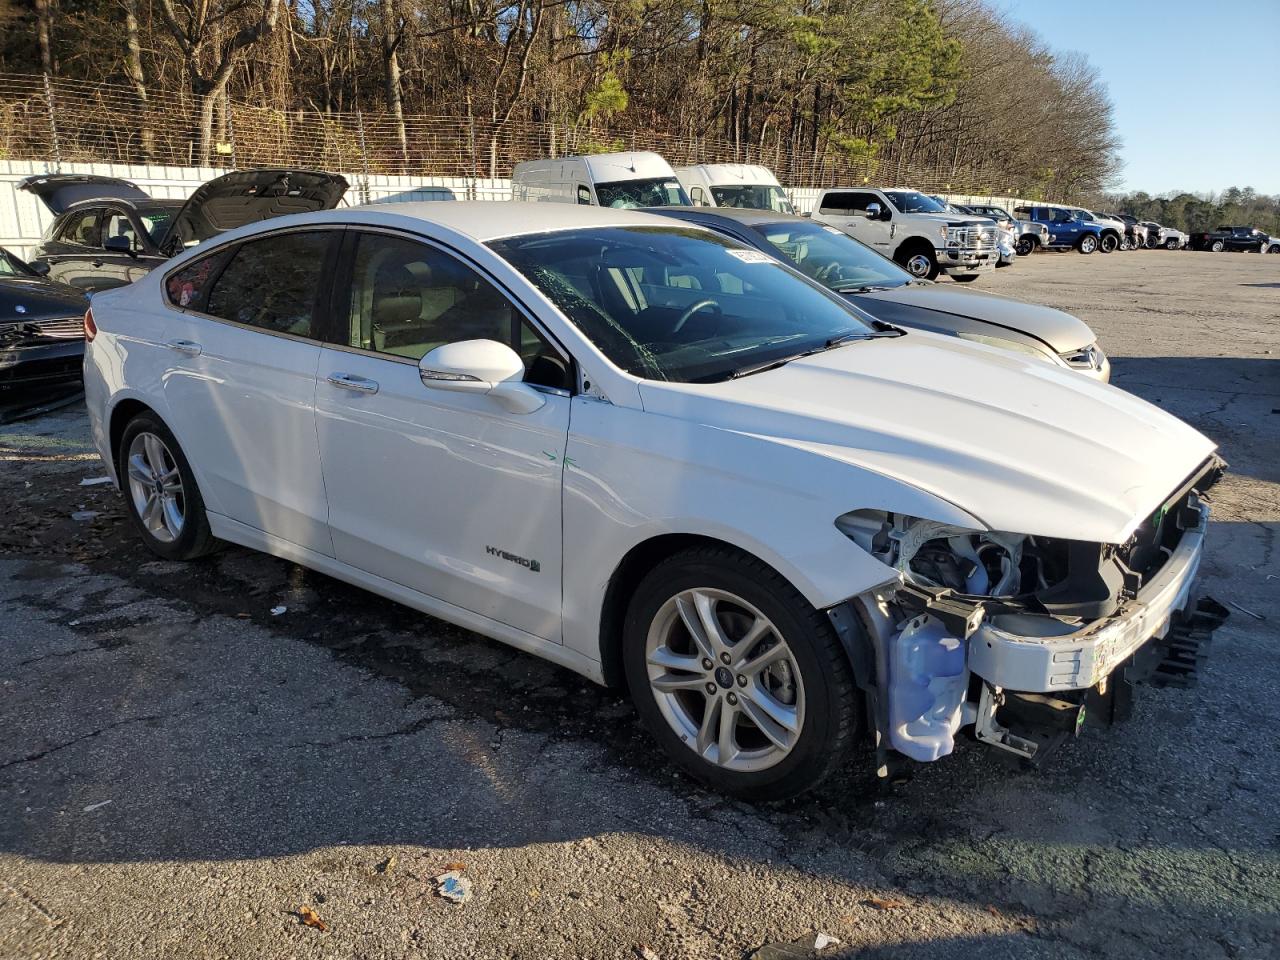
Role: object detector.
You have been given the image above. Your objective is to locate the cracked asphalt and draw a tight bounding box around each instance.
[1,249,1278,959]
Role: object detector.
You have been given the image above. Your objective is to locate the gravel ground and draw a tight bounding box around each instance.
[1,248,1277,960]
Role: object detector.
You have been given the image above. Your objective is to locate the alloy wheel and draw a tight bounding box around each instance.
[1080,236,1097,254]
[125,431,186,543]
[905,253,933,277]
[644,588,804,773]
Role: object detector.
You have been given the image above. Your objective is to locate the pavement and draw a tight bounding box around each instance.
[1,248,1278,960]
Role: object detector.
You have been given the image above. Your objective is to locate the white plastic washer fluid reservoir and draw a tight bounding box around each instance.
[888,615,968,761]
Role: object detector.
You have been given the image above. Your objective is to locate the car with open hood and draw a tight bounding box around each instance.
[0,246,89,397]
[82,202,1222,799]
[21,169,348,291]
[646,206,1110,381]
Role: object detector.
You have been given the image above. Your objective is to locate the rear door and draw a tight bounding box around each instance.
[157,228,340,556]
[41,207,106,289]
[313,229,572,640]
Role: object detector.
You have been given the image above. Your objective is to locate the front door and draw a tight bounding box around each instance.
[157,228,338,556]
[314,230,572,641]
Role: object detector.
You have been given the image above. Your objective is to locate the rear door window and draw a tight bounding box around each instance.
[205,231,333,338]
[165,249,232,312]
[59,209,102,246]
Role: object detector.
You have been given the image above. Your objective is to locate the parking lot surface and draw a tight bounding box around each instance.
[1,249,1278,960]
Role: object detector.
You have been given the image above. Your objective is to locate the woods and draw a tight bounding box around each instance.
[2,0,1122,197]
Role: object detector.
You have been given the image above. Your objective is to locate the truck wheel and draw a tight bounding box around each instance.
[1100,233,1118,253]
[1210,240,1225,252]
[622,545,861,800]
[1165,238,1179,250]
[1078,235,1098,255]
[1015,236,1036,257]
[896,246,939,280]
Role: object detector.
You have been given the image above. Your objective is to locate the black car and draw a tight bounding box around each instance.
[21,169,350,292]
[644,206,1110,380]
[0,247,89,397]
[19,175,182,291]
[1188,225,1271,252]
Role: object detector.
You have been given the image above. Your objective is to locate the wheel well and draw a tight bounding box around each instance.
[107,398,155,468]
[598,533,769,689]
[893,236,934,263]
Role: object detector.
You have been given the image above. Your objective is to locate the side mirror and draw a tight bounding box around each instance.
[104,235,137,257]
[864,202,882,219]
[418,339,546,415]
[28,259,51,276]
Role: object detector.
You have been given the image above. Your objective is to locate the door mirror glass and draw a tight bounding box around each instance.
[864,202,882,219]
[28,259,51,276]
[419,339,545,414]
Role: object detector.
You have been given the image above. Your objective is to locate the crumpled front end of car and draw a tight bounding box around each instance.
[833,456,1226,770]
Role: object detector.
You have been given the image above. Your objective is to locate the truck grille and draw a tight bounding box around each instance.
[952,225,999,252]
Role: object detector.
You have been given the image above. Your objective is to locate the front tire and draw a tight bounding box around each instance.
[1210,239,1225,252]
[896,245,940,281]
[622,546,860,801]
[1165,238,1179,250]
[1015,236,1037,257]
[1078,235,1098,254]
[117,413,218,561]
[1100,233,1118,253]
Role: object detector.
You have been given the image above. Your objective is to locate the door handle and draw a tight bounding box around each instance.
[165,339,202,357]
[92,259,104,268]
[327,373,379,395]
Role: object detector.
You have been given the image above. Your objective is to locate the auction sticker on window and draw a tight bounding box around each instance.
[725,249,777,264]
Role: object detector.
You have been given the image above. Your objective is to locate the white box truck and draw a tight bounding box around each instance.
[510,152,689,208]
[674,163,794,213]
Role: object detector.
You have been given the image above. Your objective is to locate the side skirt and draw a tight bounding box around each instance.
[206,513,606,685]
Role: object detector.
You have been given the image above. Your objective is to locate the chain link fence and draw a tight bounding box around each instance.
[1,72,1032,198]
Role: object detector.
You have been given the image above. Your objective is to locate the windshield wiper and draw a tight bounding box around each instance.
[727,326,901,380]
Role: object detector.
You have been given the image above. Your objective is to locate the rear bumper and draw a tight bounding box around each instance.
[967,501,1208,693]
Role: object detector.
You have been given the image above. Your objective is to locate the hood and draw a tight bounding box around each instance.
[637,333,1214,544]
[858,285,1096,353]
[912,213,991,228]
[166,169,349,252]
[18,174,150,215]
[0,276,89,325]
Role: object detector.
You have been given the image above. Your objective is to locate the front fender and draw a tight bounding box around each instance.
[560,397,982,665]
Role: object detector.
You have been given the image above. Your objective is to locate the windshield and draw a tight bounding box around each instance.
[139,209,175,244]
[0,249,37,277]
[753,221,910,292]
[594,178,689,209]
[709,184,794,214]
[489,226,878,383]
[883,191,948,214]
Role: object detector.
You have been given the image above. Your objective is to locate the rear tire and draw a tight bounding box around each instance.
[622,545,860,801]
[1210,239,1225,252]
[117,413,218,561]
[1100,233,1118,253]
[1078,235,1098,255]
[1014,236,1036,257]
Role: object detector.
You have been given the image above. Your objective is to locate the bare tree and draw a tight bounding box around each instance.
[379,0,409,168]
[155,0,283,165]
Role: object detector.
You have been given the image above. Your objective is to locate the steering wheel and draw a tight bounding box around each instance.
[813,259,845,283]
[671,298,721,334]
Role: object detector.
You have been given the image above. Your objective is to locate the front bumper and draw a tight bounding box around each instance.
[967,501,1208,692]
[0,340,84,394]
[938,247,996,275]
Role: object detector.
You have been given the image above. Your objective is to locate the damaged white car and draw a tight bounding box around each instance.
[82,203,1225,800]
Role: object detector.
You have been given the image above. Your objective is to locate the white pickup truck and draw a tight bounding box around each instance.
[809,188,999,282]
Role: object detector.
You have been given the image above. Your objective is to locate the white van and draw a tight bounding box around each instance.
[674,163,794,213]
[510,152,689,208]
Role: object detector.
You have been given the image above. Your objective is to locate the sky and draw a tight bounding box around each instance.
[996,0,1280,196]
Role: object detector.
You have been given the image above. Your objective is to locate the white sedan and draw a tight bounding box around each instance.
[83,203,1221,799]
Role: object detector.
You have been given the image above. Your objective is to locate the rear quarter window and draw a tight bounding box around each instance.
[165,250,231,313]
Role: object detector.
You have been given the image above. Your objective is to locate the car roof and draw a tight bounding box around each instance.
[644,205,799,228]
[332,200,695,241]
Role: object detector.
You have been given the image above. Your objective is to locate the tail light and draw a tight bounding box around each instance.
[83,307,97,342]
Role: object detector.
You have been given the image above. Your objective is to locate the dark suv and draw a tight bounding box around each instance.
[19,175,181,291]
[1188,225,1271,252]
